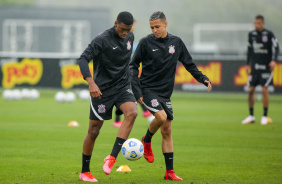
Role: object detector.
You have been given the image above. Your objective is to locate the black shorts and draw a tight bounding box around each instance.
[249,71,273,87]
[89,87,136,121]
[142,90,174,120]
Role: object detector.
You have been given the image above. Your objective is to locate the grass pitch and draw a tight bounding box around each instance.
[0,89,281,184]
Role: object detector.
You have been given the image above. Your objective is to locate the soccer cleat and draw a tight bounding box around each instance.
[113,120,122,127]
[242,115,255,124]
[79,172,98,182]
[102,155,116,175]
[260,116,268,125]
[143,110,152,118]
[164,170,183,181]
[142,136,154,163]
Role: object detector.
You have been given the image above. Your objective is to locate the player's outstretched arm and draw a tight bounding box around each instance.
[178,39,211,89]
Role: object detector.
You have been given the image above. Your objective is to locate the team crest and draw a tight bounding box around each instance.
[168,45,175,54]
[151,99,159,107]
[98,104,106,113]
[262,35,268,43]
[126,41,131,50]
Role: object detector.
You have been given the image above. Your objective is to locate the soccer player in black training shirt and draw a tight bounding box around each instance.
[78,12,137,182]
[130,11,211,181]
[242,15,279,125]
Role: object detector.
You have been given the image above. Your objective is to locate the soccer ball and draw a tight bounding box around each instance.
[55,91,65,103]
[30,89,40,100]
[122,138,144,161]
[79,90,90,101]
[21,88,30,99]
[2,89,13,100]
[13,89,22,100]
[65,92,76,102]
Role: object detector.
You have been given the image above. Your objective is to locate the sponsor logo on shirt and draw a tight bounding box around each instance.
[98,104,106,113]
[253,41,268,54]
[168,45,175,54]
[151,99,159,107]
[126,41,131,50]
[255,64,266,70]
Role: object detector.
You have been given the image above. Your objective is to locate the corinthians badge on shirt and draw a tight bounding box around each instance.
[262,35,268,43]
[169,45,175,54]
[126,41,131,50]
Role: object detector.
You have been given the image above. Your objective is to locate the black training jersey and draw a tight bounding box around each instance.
[130,33,209,99]
[78,26,134,95]
[247,29,279,72]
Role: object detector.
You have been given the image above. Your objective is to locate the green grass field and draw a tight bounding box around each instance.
[0,89,281,184]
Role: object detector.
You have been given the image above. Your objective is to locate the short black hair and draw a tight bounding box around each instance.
[116,11,133,25]
[255,14,264,21]
[149,11,166,22]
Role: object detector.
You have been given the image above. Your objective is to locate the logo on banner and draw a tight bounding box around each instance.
[151,99,159,107]
[126,41,131,50]
[1,58,43,88]
[168,45,175,54]
[98,104,106,113]
[175,61,222,85]
[61,62,93,89]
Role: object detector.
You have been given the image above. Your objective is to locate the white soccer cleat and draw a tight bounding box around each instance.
[242,115,255,124]
[260,116,268,125]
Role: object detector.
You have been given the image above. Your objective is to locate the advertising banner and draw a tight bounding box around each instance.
[0,57,281,93]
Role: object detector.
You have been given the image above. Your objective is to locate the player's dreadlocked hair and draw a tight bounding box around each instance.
[149,11,166,22]
[116,11,134,25]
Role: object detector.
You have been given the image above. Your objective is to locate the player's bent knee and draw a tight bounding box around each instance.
[88,127,100,140]
[125,110,138,119]
[161,127,172,137]
[156,115,167,125]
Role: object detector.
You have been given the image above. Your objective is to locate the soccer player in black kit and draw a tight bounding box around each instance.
[242,15,279,125]
[78,12,137,182]
[130,11,211,181]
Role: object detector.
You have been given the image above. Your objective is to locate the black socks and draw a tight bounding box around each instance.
[163,152,174,171]
[82,153,91,173]
[144,128,154,143]
[250,107,268,116]
[249,108,254,116]
[110,137,126,158]
[115,115,121,122]
[263,107,268,116]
